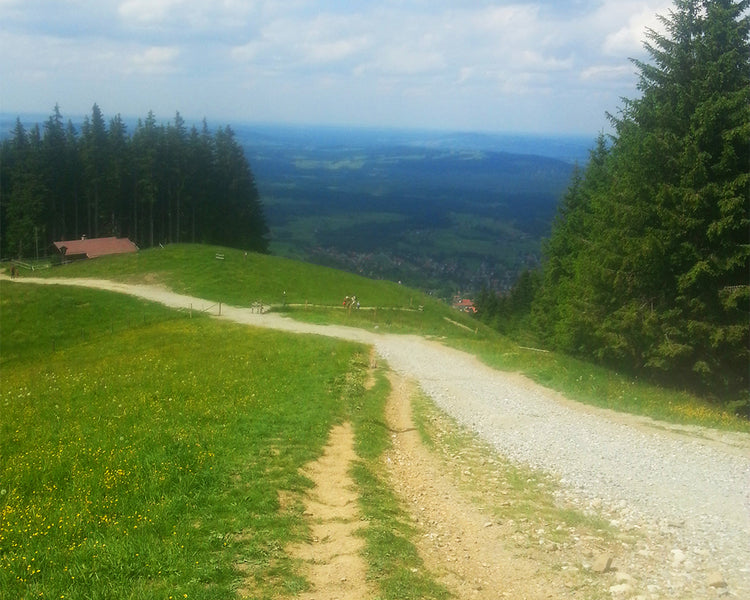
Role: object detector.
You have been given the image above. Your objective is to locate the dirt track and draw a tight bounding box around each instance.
[7,275,750,599]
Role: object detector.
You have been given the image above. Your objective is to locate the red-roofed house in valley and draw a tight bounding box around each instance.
[452,296,477,313]
[53,236,139,262]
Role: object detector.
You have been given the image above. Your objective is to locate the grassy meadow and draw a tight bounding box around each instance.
[25,244,483,338]
[28,244,450,315]
[1,282,357,598]
[13,243,749,428]
[2,244,747,598]
[0,277,451,599]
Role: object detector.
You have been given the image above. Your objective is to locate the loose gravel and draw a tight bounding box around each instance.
[373,335,750,599]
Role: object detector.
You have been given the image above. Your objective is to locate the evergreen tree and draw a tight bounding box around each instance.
[0,106,269,259]
[184,123,213,243]
[108,114,130,237]
[212,125,268,252]
[64,120,83,240]
[534,0,749,397]
[42,104,68,242]
[4,122,47,257]
[131,111,160,247]
[80,104,109,238]
[165,112,187,243]
[532,136,614,354]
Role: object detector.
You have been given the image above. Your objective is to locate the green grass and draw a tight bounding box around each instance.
[279,304,481,339]
[15,242,748,430]
[0,280,451,599]
[451,335,750,432]
[3,243,746,599]
[0,282,367,599]
[25,244,453,315]
[0,280,191,364]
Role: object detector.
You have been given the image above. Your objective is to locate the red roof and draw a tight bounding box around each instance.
[53,237,138,259]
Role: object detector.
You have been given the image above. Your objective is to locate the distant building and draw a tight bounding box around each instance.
[53,236,139,262]
[452,296,477,313]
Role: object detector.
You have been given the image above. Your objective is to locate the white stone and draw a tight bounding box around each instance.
[609,582,633,596]
[671,548,686,565]
[615,572,635,583]
[707,571,727,588]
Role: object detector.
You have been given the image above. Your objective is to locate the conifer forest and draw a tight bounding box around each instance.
[479,0,749,400]
[0,105,269,258]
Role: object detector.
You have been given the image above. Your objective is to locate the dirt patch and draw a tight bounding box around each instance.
[382,372,614,600]
[383,373,548,598]
[287,422,372,600]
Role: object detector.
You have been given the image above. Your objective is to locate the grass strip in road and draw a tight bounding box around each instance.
[349,366,451,600]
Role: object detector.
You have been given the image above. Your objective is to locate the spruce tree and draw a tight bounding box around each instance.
[535,0,749,397]
[0,107,269,259]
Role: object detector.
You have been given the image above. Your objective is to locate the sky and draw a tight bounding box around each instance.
[0,0,673,135]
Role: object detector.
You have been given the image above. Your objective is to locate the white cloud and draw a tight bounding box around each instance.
[359,42,446,77]
[288,14,372,67]
[580,64,635,81]
[230,41,262,63]
[304,37,368,64]
[516,50,573,72]
[127,46,181,74]
[0,1,683,133]
[116,0,269,38]
[117,0,185,25]
[472,4,540,33]
[595,2,671,56]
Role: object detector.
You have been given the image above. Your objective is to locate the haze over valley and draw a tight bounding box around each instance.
[239,124,589,297]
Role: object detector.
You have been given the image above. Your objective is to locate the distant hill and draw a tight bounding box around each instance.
[235,124,586,298]
[233,123,593,164]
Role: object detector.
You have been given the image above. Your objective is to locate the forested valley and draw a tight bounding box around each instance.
[478,0,749,405]
[0,105,269,258]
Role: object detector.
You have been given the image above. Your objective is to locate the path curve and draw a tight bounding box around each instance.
[8,276,750,597]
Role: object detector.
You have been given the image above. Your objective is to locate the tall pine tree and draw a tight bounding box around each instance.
[0,106,269,258]
[534,0,749,398]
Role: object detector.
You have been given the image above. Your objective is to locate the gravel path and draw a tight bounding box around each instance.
[373,336,750,598]
[11,277,750,597]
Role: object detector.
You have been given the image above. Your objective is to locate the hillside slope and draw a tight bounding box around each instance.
[8,273,750,599]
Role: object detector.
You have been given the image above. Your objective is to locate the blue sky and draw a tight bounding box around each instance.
[0,0,671,134]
